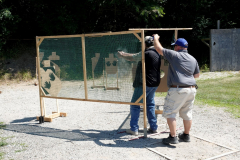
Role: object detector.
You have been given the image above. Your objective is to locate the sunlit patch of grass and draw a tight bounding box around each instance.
[0,122,6,129]
[0,123,15,159]
[0,152,5,160]
[0,122,7,160]
[0,72,11,81]
[155,72,240,118]
[195,73,240,118]
[200,64,210,73]
[14,143,28,153]
[0,69,34,83]
[14,69,33,81]
[0,139,8,147]
[0,121,26,157]
[155,92,167,97]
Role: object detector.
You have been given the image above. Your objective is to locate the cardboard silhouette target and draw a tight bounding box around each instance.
[105,53,119,90]
[48,52,60,60]
[156,58,169,92]
[40,67,62,97]
[39,52,44,61]
[40,52,62,97]
[91,53,105,89]
[48,52,61,78]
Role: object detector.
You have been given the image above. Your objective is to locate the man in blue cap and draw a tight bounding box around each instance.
[152,35,200,144]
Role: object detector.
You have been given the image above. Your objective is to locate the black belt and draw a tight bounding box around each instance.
[171,85,195,88]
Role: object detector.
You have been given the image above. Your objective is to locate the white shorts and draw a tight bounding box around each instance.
[162,87,197,120]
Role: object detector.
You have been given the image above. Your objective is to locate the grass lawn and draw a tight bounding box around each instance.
[156,73,240,118]
[0,122,7,160]
[195,73,240,118]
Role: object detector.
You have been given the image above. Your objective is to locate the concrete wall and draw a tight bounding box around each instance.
[210,29,240,71]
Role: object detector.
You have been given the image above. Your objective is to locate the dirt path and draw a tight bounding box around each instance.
[0,72,240,160]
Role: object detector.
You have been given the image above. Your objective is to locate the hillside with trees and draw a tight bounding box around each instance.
[1,0,239,66]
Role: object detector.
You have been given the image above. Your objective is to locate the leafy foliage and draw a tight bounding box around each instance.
[0,0,20,54]
[0,0,240,66]
[158,0,240,66]
[0,0,165,37]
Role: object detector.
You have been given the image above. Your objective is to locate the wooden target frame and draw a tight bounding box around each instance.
[36,28,192,138]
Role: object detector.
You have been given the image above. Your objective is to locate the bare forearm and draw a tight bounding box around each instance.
[153,34,164,56]
[194,73,200,78]
[120,52,134,57]
[118,51,136,61]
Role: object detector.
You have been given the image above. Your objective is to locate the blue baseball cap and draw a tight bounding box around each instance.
[171,38,188,48]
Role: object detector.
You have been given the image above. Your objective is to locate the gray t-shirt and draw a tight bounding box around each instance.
[162,48,200,87]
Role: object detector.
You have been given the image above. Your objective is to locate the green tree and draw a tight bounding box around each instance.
[1,0,166,37]
[86,0,166,32]
[0,0,20,55]
[160,0,240,66]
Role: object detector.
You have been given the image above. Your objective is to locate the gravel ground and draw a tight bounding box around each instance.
[0,72,240,160]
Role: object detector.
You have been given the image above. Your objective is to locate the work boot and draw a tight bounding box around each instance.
[147,128,158,133]
[178,132,190,142]
[126,129,138,136]
[162,134,179,144]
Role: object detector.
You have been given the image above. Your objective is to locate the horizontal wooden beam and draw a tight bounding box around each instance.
[36,35,83,39]
[40,95,143,106]
[46,112,61,119]
[52,112,67,117]
[36,30,141,39]
[129,28,192,31]
[36,112,67,122]
[91,86,105,89]
[155,110,163,114]
[105,87,120,90]
[86,30,141,37]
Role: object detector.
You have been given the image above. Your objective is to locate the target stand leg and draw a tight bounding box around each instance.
[38,116,44,124]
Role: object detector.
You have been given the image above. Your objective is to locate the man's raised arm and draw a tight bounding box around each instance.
[153,34,164,56]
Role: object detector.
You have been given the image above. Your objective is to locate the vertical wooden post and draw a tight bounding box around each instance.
[56,99,59,113]
[81,36,88,99]
[141,30,148,137]
[106,72,108,89]
[175,30,178,40]
[36,57,38,80]
[103,58,105,85]
[43,97,46,116]
[105,58,107,89]
[117,66,119,88]
[92,67,95,86]
[36,37,45,119]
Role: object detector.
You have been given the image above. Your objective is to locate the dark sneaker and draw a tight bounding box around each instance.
[147,128,158,133]
[162,134,179,144]
[126,129,138,136]
[178,132,190,142]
